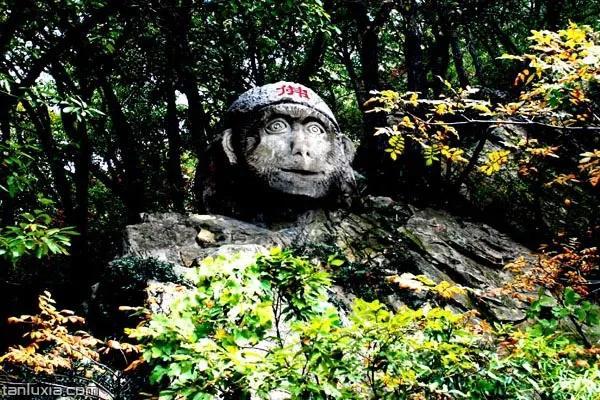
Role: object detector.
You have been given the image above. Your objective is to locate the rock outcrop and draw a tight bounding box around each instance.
[108,84,534,324]
[119,196,531,322]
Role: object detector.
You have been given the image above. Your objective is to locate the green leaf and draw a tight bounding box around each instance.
[586,308,600,325]
[574,307,587,322]
[551,307,570,319]
[563,287,580,306]
[538,294,555,307]
[41,237,61,254]
[329,258,344,267]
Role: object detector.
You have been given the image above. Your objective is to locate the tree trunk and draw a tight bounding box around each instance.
[0,76,14,226]
[338,37,362,106]
[489,21,519,54]
[21,100,74,222]
[544,0,564,30]
[345,0,396,192]
[157,0,212,211]
[0,91,11,143]
[403,0,427,92]
[246,24,265,86]
[429,23,451,95]
[50,61,92,294]
[99,78,145,223]
[466,28,485,85]
[221,51,243,104]
[165,86,185,212]
[58,109,91,290]
[296,0,332,87]
[450,28,469,88]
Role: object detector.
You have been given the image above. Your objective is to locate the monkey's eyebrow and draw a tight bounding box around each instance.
[301,116,325,125]
[267,113,290,119]
[265,113,295,124]
[262,104,306,119]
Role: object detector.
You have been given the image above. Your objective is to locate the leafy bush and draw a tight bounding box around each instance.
[0,210,78,263]
[127,250,600,400]
[0,292,140,399]
[0,141,78,264]
[126,249,334,399]
[91,256,184,336]
[370,23,600,187]
[106,256,183,303]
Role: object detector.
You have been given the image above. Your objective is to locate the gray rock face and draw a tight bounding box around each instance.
[199,82,357,216]
[122,197,531,322]
[124,213,279,269]
[227,81,339,131]
[119,85,532,324]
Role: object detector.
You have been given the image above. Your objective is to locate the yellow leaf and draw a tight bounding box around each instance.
[408,92,419,106]
[469,103,494,115]
[432,281,466,299]
[434,103,450,116]
[399,116,415,129]
[478,150,511,175]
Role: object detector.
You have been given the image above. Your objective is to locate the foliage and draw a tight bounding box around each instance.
[0,141,78,263]
[59,95,105,123]
[504,243,599,300]
[499,241,600,347]
[0,291,138,374]
[126,248,334,399]
[0,291,98,374]
[0,210,78,263]
[0,140,37,198]
[499,23,599,126]
[127,250,600,400]
[91,256,185,337]
[107,256,183,302]
[0,291,142,399]
[369,22,600,192]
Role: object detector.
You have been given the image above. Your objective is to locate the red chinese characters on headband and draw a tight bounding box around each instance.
[276,84,310,99]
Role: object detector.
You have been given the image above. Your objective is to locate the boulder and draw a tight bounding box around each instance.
[120,197,532,322]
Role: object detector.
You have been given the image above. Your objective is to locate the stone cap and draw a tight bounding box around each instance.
[227,81,340,132]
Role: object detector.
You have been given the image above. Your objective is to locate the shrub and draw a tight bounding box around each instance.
[127,250,600,400]
[106,256,183,305]
[0,292,140,399]
[91,256,183,336]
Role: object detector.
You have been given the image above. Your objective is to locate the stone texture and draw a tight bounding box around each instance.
[118,84,533,324]
[227,81,339,131]
[123,197,531,322]
[198,82,357,216]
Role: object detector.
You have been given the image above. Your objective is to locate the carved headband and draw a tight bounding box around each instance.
[227,81,340,133]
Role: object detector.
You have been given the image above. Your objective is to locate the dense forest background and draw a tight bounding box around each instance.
[1,1,600,398]
[1,0,599,337]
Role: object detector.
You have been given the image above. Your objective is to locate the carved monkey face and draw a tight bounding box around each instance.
[223,104,355,199]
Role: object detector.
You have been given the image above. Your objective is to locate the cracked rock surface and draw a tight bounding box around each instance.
[119,196,532,322]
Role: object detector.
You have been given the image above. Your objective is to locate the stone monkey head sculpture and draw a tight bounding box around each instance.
[201,82,356,217]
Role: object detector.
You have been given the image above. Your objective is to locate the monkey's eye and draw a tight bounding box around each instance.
[265,118,289,134]
[305,122,325,135]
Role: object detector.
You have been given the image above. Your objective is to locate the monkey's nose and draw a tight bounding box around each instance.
[291,130,312,163]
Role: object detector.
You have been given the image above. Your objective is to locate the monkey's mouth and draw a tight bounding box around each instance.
[280,168,323,176]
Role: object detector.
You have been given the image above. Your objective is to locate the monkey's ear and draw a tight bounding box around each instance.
[340,135,356,163]
[222,129,238,165]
